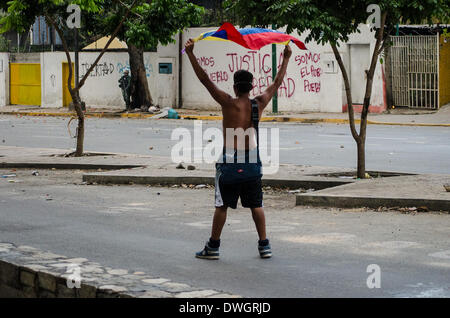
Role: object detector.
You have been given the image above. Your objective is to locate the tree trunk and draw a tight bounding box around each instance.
[75,111,85,156]
[330,43,364,177]
[128,43,153,109]
[357,140,366,179]
[71,93,85,156]
[358,11,388,177]
[384,36,394,108]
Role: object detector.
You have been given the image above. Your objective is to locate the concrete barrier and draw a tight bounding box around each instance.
[296,195,450,212]
[0,242,238,298]
[0,259,132,298]
[82,173,353,190]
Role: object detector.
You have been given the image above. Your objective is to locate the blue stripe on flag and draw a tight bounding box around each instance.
[203,29,228,40]
[239,28,283,36]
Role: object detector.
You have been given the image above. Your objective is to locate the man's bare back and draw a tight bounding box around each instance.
[185,39,292,150]
[221,96,257,150]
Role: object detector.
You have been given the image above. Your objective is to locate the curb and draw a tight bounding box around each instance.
[82,173,354,190]
[0,111,156,119]
[295,194,450,212]
[0,162,144,170]
[0,243,238,298]
[0,258,133,298]
[1,111,449,127]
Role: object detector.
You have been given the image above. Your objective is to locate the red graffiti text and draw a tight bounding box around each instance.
[226,51,272,74]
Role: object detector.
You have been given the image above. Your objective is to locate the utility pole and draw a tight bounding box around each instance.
[271,24,278,113]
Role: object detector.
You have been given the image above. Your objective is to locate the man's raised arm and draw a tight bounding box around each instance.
[256,45,292,111]
[185,39,231,106]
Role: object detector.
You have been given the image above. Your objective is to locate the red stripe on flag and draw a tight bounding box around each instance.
[218,22,307,50]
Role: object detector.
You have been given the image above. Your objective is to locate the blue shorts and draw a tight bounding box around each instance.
[215,164,263,209]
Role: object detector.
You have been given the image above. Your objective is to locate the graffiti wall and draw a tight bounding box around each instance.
[40,51,158,108]
[182,26,385,113]
[181,27,339,112]
[22,25,384,111]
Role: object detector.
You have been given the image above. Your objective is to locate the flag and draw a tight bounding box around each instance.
[185,22,307,52]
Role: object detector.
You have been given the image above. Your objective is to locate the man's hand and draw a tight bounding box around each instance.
[283,44,292,59]
[185,39,195,55]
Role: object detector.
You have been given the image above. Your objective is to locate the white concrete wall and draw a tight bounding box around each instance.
[1,25,384,112]
[40,51,160,108]
[341,24,385,109]
[181,24,385,112]
[157,36,180,107]
[0,53,9,106]
[40,51,68,108]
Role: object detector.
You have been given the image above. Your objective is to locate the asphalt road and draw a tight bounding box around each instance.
[0,169,449,298]
[0,115,449,174]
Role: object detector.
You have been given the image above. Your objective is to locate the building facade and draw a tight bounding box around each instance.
[1,25,389,113]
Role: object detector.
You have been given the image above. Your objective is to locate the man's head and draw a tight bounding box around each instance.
[233,70,253,95]
[124,70,129,76]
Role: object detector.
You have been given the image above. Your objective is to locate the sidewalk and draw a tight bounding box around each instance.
[1,145,449,211]
[1,104,449,127]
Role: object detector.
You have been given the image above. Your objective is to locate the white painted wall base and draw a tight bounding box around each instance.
[0,53,9,107]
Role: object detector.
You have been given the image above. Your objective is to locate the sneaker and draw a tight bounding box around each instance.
[258,243,272,259]
[195,242,219,260]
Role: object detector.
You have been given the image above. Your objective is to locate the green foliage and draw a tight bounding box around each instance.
[0,34,10,51]
[443,28,450,37]
[1,0,204,50]
[91,0,204,50]
[224,0,449,45]
[0,0,106,34]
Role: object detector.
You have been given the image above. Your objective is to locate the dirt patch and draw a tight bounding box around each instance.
[310,171,415,179]
[0,168,89,186]
[45,152,115,158]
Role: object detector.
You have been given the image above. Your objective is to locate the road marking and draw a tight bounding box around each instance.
[109,206,150,211]
[367,137,408,141]
[278,147,304,150]
[186,219,241,228]
[429,250,450,260]
[363,241,422,249]
[233,225,295,233]
[32,135,68,139]
[396,283,450,298]
[280,232,357,244]
[318,134,350,138]
[126,203,151,207]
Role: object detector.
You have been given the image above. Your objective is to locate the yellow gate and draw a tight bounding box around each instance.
[62,62,75,107]
[439,34,450,107]
[10,63,41,106]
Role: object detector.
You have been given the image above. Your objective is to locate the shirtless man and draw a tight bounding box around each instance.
[185,39,292,259]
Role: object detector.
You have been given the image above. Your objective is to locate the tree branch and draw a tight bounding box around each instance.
[45,14,84,118]
[331,42,359,142]
[359,11,388,140]
[117,0,143,18]
[75,0,140,92]
[376,24,394,57]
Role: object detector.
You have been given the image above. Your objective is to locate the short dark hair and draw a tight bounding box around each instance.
[233,70,253,93]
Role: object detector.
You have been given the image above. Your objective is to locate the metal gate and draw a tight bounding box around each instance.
[62,62,74,107]
[10,63,41,106]
[390,35,439,109]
